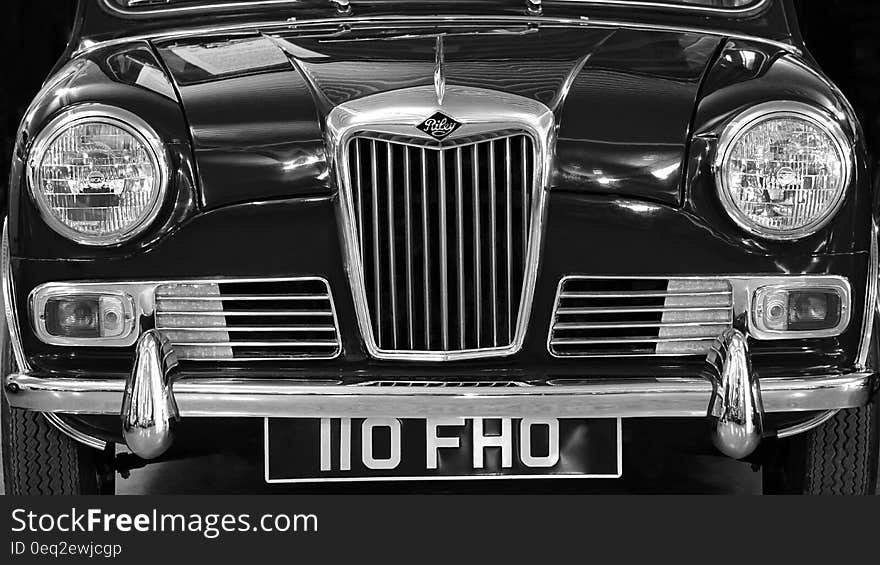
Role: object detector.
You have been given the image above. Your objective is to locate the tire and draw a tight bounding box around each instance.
[763,402,879,495]
[1,340,114,495]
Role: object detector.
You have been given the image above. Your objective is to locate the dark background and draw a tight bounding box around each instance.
[1,1,879,195]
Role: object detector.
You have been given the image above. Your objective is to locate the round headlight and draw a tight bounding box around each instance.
[715,101,852,240]
[27,104,168,246]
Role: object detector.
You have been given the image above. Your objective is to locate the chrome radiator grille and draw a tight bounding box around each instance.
[548,277,733,357]
[348,134,535,353]
[155,278,340,361]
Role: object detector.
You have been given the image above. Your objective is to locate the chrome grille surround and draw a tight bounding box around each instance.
[328,85,555,361]
[347,133,535,353]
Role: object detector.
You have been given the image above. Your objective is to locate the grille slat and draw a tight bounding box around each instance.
[421,147,431,349]
[438,148,449,350]
[173,341,339,347]
[556,306,731,315]
[349,134,535,354]
[158,310,333,317]
[355,141,364,256]
[505,137,513,342]
[167,326,338,332]
[549,277,733,357]
[554,321,729,330]
[158,294,330,301]
[472,143,482,348]
[560,291,732,299]
[370,140,382,345]
[455,147,466,349]
[521,136,529,254]
[386,141,399,349]
[155,279,341,361]
[489,140,499,346]
[404,145,415,349]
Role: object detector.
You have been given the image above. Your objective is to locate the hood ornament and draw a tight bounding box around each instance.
[434,34,445,106]
[417,111,462,140]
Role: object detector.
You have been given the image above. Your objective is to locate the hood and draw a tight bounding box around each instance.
[153,24,723,209]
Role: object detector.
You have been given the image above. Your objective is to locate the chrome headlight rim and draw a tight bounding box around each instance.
[26,103,170,247]
[714,100,853,242]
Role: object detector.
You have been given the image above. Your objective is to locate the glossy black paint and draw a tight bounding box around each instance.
[9,40,199,259]
[153,26,720,209]
[6,1,874,385]
[12,192,868,378]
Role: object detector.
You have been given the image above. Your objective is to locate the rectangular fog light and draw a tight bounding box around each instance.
[32,290,135,346]
[752,283,850,339]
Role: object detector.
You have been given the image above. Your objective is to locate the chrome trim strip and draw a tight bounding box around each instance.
[557,306,731,315]
[355,380,531,388]
[455,147,465,348]
[488,140,499,346]
[1,220,31,373]
[386,138,399,348]
[439,147,449,350]
[421,148,431,347]
[547,275,854,358]
[562,0,770,16]
[855,220,878,370]
[327,85,554,361]
[25,104,171,247]
[713,101,854,241]
[73,15,801,59]
[404,146,415,348]
[473,144,482,347]
[42,413,108,451]
[99,0,771,18]
[433,34,445,106]
[6,372,874,418]
[776,409,840,439]
[505,137,514,341]
[27,277,342,359]
[101,0,303,17]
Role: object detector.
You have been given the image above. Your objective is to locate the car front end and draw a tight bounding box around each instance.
[2,0,877,493]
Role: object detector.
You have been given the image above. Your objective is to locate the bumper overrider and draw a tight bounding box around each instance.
[2,224,879,463]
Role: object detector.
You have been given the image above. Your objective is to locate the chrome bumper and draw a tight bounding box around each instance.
[6,371,873,417]
[5,330,876,461]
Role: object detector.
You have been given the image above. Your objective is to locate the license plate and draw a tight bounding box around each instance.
[264,417,622,483]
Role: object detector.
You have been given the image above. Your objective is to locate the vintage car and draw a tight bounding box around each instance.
[1,0,877,495]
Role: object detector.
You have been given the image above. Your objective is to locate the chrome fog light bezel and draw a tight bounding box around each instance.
[30,285,138,346]
[750,279,851,340]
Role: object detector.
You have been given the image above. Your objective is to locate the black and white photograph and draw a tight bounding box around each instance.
[1,0,879,508]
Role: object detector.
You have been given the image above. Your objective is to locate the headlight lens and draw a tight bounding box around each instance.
[28,105,168,245]
[716,102,851,240]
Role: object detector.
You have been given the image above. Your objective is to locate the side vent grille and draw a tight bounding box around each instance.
[548,277,733,357]
[155,278,341,361]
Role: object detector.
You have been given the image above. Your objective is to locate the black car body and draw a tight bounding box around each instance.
[2,0,878,493]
